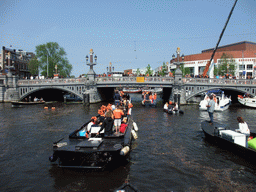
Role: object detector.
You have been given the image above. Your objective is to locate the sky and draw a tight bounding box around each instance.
[1,0,256,77]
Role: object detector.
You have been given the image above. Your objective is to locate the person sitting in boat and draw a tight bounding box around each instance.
[97,109,105,125]
[34,97,39,102]
[236,116,250,135]
[120,118,128,133]
[97,111,114,137]
[172,102,178,111]
[168,101,174,111]
[85,116,98,135]
[164,102,168,111]
[236,116,250,147]
[40,97,44,102]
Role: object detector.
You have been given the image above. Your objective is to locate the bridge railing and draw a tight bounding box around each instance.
[95,76,174,83]
[183,78,256,85]
[18,78,88,85]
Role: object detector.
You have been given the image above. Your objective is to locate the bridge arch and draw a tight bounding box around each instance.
[19,86,83,101]
[185,86,255,101]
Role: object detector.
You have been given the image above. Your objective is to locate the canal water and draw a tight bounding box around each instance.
[1,93,256,192]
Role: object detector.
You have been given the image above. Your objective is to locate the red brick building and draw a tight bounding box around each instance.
[168,41,256,78]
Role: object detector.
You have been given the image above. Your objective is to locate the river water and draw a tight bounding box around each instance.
[1,93,256,192]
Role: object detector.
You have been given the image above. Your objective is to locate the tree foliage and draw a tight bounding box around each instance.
[180,64,191,77]
[145,64,153,76]
[158,62,167,77]
[28,56,39,76]
[34,42,72,78]
[136,68,141,76]
[214,53,236,76]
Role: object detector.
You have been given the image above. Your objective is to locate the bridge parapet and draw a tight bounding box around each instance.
[95,76,174,83]
[18,78,88,86]
[183,78,256,85]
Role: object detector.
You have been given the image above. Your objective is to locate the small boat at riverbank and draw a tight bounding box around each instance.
[201,120,256,162]
[199,89,231,111]
[11,101,45,107]
[49,117,138,169]
[238,94,256,108]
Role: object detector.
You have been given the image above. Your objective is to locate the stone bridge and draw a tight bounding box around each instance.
[1,73,256,103]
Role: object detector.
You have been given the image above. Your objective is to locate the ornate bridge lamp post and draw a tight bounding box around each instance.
[106,62,114,76]
[86,49,97,83]
[171,48,185,106]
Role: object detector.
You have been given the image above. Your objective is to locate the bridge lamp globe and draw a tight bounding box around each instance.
[86,55,89,62]
[94,55,97,62]
[181,54,185,61]
[172,54,175,60]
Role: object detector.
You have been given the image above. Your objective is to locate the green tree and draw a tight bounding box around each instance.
[35,42,72,78]
[136,68,141,76]
[145,64,153,76]
[28,56,39,76]
[159,62,167,77]
[180,64,191,77]
[214,53,236,77]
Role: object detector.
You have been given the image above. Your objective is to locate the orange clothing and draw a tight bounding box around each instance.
[153,94,157,100]
[113,109,124,119]
[149,95,153,100]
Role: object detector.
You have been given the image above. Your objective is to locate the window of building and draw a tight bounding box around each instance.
[247,64,253,70]
[239,65,245,70]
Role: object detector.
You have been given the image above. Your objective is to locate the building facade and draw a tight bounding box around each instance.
[168,41,256,79]
[0,46,34,79]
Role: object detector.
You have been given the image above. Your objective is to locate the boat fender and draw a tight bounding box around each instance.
[133,122,138,131]
[120,146,130,156]
[49,155,58,162]
[131,129,138,140]
[44,106,48,109]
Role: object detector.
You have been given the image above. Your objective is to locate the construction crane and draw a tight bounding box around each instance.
[202,0,238,77]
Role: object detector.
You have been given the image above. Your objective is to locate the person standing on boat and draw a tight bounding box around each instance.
[97,111,114,137]
[114,90,121,106]
[206,95,215,125]
[113,106,124,134]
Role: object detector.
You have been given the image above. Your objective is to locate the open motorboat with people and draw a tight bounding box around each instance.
[201,120,256,162]
[238,93,256,108]
[199,89,231,111]
[49,116,138,169]
[163,101,184,114]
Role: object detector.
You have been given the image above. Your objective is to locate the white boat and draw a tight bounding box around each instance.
[199,90,231,111]
[238,94,256,108]
[123,88,142,93]
[142,87,163,93]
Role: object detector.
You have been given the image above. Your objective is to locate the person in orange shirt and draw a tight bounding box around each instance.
[113,106,124,133]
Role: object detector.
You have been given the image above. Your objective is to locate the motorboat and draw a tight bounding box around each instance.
[142,99,156,107]
[238,94,256,108]
[49,117,138,169]
[123,87,142,93]
[11,100,45,107]
[201,120,256,162]
[199,89,231,111]
[164,109,184,115]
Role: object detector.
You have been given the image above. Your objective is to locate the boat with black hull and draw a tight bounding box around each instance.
[11,101,45,107]
[201,120,256,162]
[142,100,156,107]
[164,109,184,115]
[49,117,138,169]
